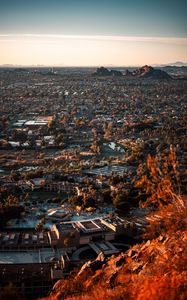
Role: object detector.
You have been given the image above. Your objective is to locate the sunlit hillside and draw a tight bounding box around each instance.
[41,151,187,300]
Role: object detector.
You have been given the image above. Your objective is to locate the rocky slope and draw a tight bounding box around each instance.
[41,204,186,300]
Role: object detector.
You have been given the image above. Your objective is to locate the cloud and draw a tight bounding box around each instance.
[0,34,187,45]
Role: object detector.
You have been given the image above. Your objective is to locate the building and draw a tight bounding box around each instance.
[48,216,127,249]
[0,231,50,250]
[45,181,75,193]
[48,223,80,248]
[0,248,68,299]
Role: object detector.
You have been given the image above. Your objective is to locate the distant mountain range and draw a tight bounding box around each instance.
[156,61,187,67]
[1,62,187,68]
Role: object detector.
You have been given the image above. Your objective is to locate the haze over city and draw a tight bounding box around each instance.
[0,0,187,66]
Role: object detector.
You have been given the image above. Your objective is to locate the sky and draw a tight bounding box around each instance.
[0,0,187,66]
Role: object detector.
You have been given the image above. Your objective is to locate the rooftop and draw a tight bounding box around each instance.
[75,220,101,233]
[0,248,64,264]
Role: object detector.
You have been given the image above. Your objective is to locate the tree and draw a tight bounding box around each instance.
[104,122,113,140]
[35,217,45,232]
[135,147,183,210]
[48,119,55,129]
[112,193,126,208]
[90,140,100,154]
[64,232,76,247]
[102,189,112,204]
[10,171,20,181]
[5,195,20,206]
[83,196,95,208]
[69,195,83,206]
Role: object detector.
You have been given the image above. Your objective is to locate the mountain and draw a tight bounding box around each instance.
[162,61,187,67]
[93,67,123,76]
[126,65,171,79]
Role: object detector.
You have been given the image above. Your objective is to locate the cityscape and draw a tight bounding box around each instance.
[0,1,186,300]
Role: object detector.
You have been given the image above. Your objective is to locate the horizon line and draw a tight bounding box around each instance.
[1,62,187,68]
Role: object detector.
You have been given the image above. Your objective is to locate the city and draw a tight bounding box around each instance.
[0,0,186,299]
[0,65,186,299]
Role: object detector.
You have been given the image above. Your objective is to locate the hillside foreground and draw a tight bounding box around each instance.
[41,153,187,300]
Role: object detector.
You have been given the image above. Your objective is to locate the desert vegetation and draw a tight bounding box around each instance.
[41,150,186,300]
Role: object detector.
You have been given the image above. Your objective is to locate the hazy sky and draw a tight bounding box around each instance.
[0,0,187,66]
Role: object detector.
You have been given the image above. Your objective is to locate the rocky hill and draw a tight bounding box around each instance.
[126,65,172,79]
[93,67,123,76]
[93,65,171,79]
